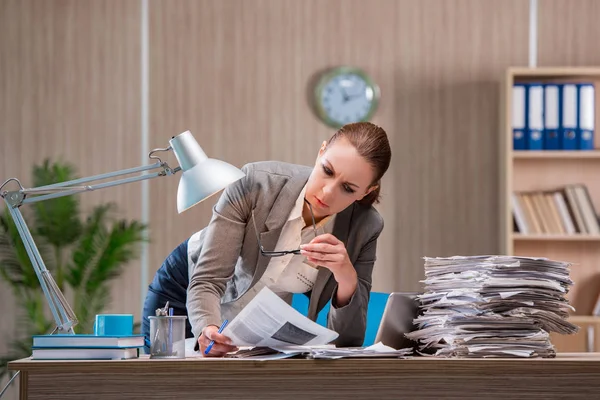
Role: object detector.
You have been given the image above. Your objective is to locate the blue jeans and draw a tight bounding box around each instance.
[142,238,193,351]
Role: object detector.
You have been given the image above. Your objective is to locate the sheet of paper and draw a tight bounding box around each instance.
[221,287,339,348]
[184,338,302,360]
[308,341,413,359]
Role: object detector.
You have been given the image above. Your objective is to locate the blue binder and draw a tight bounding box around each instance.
[578,83,595,150]
[526,84,544,150]
[512,83,527,150]
[543,84,561,150]
[561,84,578,150]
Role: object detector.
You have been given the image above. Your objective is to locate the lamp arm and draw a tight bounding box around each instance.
[5,198,77,334]
[0,158,178,335]
[1,161,178,207]
[23,168,173,205]
[25,161,172,191]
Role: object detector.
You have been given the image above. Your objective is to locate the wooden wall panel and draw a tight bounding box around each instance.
[536,0,600,322]
[0,2,140,397]
[538,0,600,67]
[0,2,551,396]
[148,0,529,298]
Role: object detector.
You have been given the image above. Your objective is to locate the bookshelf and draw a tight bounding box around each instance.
[512,151,600,159]
[512,234,600,242]
[501,67,600,352]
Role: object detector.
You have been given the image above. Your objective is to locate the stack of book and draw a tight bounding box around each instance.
[405,255,579,358]
[512,184,600,235]
[31,334,145,360]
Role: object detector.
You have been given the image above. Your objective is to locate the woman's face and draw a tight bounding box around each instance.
[305,137,377,219]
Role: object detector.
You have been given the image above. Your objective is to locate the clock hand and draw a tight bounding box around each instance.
[342,85,365,103]
[346,93,363,101]
[341,88,351,103]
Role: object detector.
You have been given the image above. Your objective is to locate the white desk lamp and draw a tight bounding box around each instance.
[0,130,245,335]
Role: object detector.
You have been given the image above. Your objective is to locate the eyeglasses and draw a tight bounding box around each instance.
[252,199,318,257]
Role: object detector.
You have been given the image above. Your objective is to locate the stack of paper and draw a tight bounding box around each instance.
[308,342,413,359]
[405,255,579,358]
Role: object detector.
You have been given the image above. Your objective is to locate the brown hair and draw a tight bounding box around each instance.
[325,122,392,206]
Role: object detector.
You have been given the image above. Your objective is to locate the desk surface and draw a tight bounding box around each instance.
[9,351,600,369]
[9,353,600,400]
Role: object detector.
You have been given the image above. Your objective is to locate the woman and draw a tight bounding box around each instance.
[186,121,392,356]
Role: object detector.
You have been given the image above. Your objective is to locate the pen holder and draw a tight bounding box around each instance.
[148,315,187,359]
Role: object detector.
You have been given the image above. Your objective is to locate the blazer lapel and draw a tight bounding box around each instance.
[308,203,355,319]
[252,168,311,285]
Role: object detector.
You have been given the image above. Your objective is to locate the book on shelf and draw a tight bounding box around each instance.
[512,183,600,235]
[593,291,600,317]
[32,334,145,348]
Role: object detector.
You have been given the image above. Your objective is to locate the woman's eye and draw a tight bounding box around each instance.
[343,185,355,194]
[322,165,333,176]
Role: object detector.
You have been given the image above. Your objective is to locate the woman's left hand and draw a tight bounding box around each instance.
[300,234,358,304]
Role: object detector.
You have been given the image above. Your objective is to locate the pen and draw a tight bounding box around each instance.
[168,307,173,354]
[204,319,229,355]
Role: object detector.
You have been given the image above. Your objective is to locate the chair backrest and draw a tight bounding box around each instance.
[291,291,390,346]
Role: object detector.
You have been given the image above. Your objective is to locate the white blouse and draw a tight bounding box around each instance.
[220,184,336,322]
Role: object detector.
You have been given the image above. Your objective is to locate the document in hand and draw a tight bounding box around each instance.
[221,287,339,348]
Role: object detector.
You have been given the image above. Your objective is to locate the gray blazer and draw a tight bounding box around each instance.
[186,161,384,347]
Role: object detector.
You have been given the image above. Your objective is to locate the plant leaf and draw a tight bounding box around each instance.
[68,204,146,332]
[31,159,82,247]
[0,208,55,289]
[74,285,111,334]
[66,203,113,289]
[84,215,146,294]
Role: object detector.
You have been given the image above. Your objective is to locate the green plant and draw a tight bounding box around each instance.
[0,159,147,378]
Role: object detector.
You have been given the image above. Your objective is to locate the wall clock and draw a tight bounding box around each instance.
[312,66,380,129]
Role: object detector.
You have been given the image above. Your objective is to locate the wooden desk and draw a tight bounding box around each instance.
[9,353,600,399]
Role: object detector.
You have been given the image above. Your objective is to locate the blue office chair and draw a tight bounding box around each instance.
[291,291,390,346]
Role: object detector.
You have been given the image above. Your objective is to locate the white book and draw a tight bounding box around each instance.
[31,347,139,360]
[553,192,576,235]
[511,193,529,234]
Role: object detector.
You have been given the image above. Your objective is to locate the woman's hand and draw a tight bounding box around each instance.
[300,234,358,306]
[198,325,238,357]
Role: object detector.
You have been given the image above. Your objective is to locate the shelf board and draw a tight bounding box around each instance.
[512,151,600,159]
[513,234,600,241]
[508,66,600,78]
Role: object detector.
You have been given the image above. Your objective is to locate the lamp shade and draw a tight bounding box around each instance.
[170,131,245,213]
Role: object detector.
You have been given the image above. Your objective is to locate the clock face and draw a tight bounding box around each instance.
[314,67,379,128]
